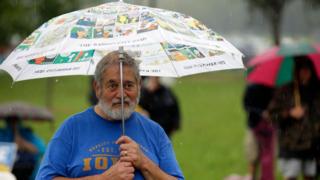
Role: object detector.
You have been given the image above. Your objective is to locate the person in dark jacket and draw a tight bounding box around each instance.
[139,77,181,138]
[243,83,275,180]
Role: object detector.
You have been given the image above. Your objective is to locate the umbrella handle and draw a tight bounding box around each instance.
[294,81,301,107]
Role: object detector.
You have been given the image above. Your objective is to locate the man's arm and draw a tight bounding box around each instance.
[53,161,135,180]
[139,153,177,180]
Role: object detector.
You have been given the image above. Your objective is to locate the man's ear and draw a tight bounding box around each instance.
[93,80,100,99]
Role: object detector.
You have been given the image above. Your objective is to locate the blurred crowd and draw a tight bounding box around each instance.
[242,55,320,180]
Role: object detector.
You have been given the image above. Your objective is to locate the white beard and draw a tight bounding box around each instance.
[98,94,140,120]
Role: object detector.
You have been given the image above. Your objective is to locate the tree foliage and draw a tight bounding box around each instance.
[0,0,36,46]
[246,0,320,45]
[0,0,80,46]
[246,0,293,45]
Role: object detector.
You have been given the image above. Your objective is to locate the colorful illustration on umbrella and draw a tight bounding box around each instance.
[204,30,224,42]
[137,12,158,33]
[161,42,205,61]
[71,26,94,39]
[0,1,244,82]
[96,17,116,27]
[115,25,136,37]
[35,25,69,48]
[156,18,175,33]
[186,18,206,31]
[76,16,97,27]
[28,50,95,65]
[206,49,225,57]
[16,31,41,51]
[45,12,79,27]
[93,27,114,39]
[11,1,230,54]
[117,13,140,24]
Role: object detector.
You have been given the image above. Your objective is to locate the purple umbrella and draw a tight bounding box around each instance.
[0,101,53,121]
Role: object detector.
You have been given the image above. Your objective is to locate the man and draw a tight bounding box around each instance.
[36,51,184,180]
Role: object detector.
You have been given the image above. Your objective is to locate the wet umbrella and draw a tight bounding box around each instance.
[0,0,243,134]
[0,1,243,81]
[0,101,53,121]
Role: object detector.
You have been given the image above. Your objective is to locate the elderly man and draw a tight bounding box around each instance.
[36,51,184,180]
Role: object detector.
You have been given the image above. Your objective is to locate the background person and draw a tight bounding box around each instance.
[268,56,320,180]
[88,77,98,106]
[36,50,184,180]
[0,117,46,180]
[243,83,275,180]
[139,76,181,138]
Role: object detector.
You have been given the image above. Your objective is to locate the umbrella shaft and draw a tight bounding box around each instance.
[294,82,301,106]
[119,47,125,135]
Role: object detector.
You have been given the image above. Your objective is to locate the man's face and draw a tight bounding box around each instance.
[95,64,140,120]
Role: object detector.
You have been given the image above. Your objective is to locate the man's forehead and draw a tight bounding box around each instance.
[103,68,138,83]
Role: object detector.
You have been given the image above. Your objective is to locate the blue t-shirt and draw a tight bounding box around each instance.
[36,107,184,180]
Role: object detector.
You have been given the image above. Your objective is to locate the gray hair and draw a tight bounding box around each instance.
[94,50,141,86]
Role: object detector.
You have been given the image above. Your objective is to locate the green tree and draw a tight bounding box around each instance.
[245,0,320,45]
[246,0,292,45]
[0,0,80,47]
[0,0,81,109]
[0,0,37,46]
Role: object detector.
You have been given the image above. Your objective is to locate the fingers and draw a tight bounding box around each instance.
[120,161,134,171]
[119,161,135,179]
[120,150,129,157]
[104,161,135,180]
[116,135,132,145]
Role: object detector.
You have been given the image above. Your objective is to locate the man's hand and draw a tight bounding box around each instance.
[289,105,305,120]
[100,161,134,180]
[116,136,145,170]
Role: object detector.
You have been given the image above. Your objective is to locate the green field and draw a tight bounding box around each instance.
[0,70,249,179]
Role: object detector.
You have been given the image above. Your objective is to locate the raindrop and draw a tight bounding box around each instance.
[10,82,15,88]
[55,79,59,83]
[229,12,233,18]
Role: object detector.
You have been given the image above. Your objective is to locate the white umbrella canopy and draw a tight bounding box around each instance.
[0,1,244,81]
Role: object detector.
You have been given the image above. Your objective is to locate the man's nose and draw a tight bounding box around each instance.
[115,86,127,98]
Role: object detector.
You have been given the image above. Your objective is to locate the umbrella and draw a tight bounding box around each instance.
[0,0,243,134]
[0,101,54,121]
[247,42,320,87]
[0,1,243,81]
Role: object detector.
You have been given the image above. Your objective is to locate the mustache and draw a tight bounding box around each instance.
[112,97,131,105]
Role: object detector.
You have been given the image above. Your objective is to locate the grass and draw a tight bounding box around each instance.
[0,70,250,179]
[172,71,247,179]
